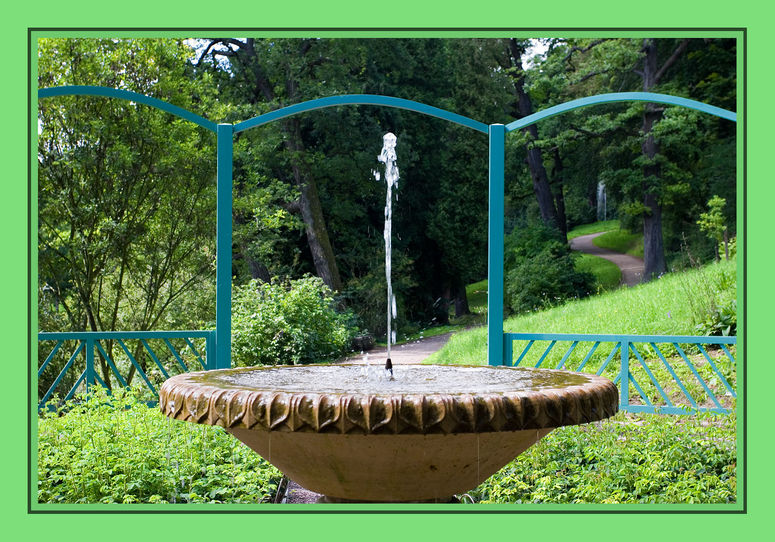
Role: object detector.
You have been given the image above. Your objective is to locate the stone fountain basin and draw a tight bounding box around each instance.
[159,364,619,502]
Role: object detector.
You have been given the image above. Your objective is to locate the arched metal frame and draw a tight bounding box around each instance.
[38,86,737,369]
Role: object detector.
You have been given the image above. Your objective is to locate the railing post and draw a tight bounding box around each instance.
[215,124,234,370]
[85,337,94,394]
[206,330,216,371]
[487,124,506,366]
[620,339,629,410]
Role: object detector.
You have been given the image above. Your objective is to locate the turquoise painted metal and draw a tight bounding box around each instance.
[216,124,234,370]
[487,124,506,366]
[504,333,737,414]
[37,330,214,409]
[37,85,738,413]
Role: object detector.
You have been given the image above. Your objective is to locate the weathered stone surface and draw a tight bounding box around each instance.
[160,364,618,435]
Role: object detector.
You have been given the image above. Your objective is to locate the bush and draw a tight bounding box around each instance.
[505,224,594,314]
[231,275,357,366]
[38,388,283,504]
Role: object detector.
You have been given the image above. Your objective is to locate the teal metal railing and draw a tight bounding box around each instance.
[504,332,737,415]
[37,85,739,415]
[37,330,215,410]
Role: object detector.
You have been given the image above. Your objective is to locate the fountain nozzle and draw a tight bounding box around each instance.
[385,358,394,380]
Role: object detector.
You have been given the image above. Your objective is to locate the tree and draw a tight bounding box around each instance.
[38,38,217,388]
[697,196,729,261]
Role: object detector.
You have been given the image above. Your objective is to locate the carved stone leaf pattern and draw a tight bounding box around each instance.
[159,368,619,435]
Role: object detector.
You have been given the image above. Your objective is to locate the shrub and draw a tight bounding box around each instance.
[231,275,357,366]
[38,388,283,504]
[505,223,594,314]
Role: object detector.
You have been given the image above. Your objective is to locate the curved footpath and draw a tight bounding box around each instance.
[569,232,645,287]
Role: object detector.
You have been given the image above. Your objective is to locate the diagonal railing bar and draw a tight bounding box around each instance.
[95,341,128,388]
[650,343,697,408]
[184,338,207,371]
[535,340,558,367]
[140,339,170,379]
[65,370,87,402]
[629,343,672,406]
[117,339,157,397]
[38,340,64,377]
[698,344,736,397]
[596,343,621,376]
[576,341,601,373]
[556,340,579,370]
[673,343,722,409]
[627,370,653,407]
[40,340,85,407]
[163,338,189,372]
[513,340,535,367]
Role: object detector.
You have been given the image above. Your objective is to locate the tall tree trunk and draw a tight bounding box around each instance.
[551,148,568,240]
[505,39,564,239]
[283,118,343,291]
[639,38,688,280]
[452,276,470,318]
[200,38,343,291]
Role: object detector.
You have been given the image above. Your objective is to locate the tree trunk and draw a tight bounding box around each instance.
[505,39,562,235]
[452,277,470,318]
[638,38,688,281]
[641,101,667,279]
[551,149,568,240]
[284,118,343,291]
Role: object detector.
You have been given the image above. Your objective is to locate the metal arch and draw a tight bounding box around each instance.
[505,92,737,132]
[38,85,218,133]
[233,94,489,134]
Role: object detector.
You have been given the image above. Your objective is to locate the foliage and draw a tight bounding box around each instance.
[38,388,283,504]
[470,411,736,504]
[697,195,730,260]
[676,255,737,336]
[231,276,358,366]
[504,223,594,314]
[37,38,217,392]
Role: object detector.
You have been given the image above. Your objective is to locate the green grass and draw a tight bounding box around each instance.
[465,279,488,314]
[567,220,620,240]
[594,228,644,258]
[573,252,622,291]
[427,258,736,367]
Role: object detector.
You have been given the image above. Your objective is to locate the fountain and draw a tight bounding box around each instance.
[374,132,399,377]
[160,364,618,502]
[158,130,620,503]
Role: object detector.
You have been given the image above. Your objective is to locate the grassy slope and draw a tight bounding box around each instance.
[427,258,736,365]
[566,219,620,240]
[573,252,622,291]
[593,228,644,258]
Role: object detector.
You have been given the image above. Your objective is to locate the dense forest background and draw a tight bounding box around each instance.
[37,37,737,345]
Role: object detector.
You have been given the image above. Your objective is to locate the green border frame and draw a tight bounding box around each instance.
[5,0,768,539]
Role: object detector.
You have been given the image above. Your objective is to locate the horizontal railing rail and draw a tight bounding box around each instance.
[503,332,737,415]
[38,330,216,410]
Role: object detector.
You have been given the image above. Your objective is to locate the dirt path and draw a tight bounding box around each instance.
[347,332,454,365]
[570,232,645,287]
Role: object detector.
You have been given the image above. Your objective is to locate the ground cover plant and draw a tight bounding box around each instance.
[468,410,736,504]
[38,388,283,504]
